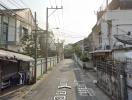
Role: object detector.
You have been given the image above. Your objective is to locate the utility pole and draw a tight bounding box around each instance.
[57,39,59,63]
[34,12,37,83]
[45,6,63,72]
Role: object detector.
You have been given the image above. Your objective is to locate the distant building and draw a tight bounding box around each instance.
[39,30,56,57]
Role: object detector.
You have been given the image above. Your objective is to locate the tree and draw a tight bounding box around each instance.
[73,44,82,58]
[21,33,42,58]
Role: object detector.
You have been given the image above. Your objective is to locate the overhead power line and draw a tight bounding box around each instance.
[48,9,57,17]
[0,1,35,26]
[12,0,24,8]
[8,0,20,8]
[19,0,29,8]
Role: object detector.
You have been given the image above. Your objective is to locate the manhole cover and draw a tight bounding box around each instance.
[54,96,66,100]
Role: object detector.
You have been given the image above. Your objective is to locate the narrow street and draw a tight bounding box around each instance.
[15,59,110,100]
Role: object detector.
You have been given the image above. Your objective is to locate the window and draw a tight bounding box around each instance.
[2,22,8,43]
[20,27,28,39]
[23,27,28,35]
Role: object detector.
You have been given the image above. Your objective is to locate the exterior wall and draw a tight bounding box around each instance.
[15,9,34,28]
[112,50,126,61]
[98,10,132,50]
[101,21,109,49]
[16,20,21,43]
[7,45,20,52]
[92,31,100,50]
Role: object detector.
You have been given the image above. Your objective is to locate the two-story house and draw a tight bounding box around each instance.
[0,8,35,52]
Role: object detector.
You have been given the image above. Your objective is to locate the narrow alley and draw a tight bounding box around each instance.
[0,59,110,100]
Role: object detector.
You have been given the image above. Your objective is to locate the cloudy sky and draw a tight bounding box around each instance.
[0,0,106,44]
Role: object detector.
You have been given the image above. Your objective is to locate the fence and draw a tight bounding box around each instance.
[96,59,127,100]
[36,56,58,78]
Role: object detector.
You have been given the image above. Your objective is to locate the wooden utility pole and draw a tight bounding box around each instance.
[45,6,63,72]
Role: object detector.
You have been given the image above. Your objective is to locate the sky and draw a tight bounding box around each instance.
[0,0,105,44]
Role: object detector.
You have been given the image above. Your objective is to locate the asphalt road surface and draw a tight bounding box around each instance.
[1,59,111,100]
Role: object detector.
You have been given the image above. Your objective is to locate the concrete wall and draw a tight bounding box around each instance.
[36,56,58,78]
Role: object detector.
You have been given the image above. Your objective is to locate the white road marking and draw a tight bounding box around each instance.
[77,84,95,96]
[56,91,67,95]
[58,79,71,89]
[54,96,66,100]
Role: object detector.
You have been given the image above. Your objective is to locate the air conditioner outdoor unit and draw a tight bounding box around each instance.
[106,45,110,50]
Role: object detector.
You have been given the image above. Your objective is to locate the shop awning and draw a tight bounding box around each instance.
[0,49,34,62]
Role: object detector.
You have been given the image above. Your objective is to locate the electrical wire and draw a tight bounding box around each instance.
[19,0,29,8]
[8,0,20,8]
[55,0,57,6]
[0,1,35,26]
[102,19,129,34]
[49,0,52,6]
[12,0,24,8]
[48,9,57,17]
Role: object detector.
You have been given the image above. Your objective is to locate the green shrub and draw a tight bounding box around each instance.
[80,53,89,62]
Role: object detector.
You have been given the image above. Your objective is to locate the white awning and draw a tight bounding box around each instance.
[0,50,34,61]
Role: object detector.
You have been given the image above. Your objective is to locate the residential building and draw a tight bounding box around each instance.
[0,8,35,52]
[94,0,132,50]
[90,0,132,100]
